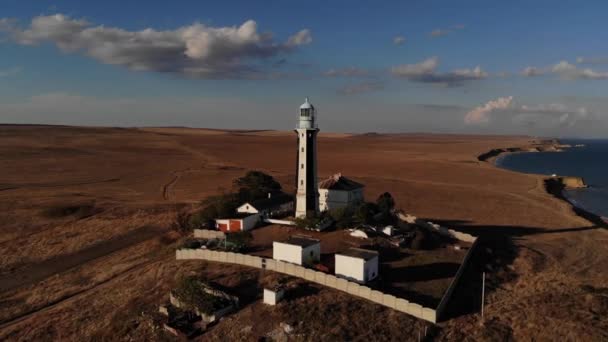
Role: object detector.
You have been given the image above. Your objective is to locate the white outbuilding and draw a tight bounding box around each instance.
[335,248,379,283]
[237,191,294,218]
[263,285,285,306]
[318,173,365,211]
[273,236,321,266]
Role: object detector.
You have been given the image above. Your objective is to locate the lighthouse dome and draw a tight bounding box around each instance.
[300,97,314,110]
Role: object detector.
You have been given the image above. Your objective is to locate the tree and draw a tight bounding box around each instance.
[172,210,192,234]
[376,192,395,214]
[233,171,282,202]
[199,194,239,222]
[329,206,355,229]
[353,202,378,225]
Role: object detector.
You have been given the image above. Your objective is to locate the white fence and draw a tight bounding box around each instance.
[397,213,477,243]
[176,248,437,323]
[263,218,296,226]
[397,212,478,320]
[193,229,225,239]
[184,214,479,323]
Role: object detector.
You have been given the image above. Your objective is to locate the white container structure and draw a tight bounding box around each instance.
[335,248,379,283]
[263,286,285,306]
[273,236,321,266]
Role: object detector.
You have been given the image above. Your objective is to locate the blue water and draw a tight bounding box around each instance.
[496,139,608,218]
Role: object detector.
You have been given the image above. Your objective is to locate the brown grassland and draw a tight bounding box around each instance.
[0,125,607,341]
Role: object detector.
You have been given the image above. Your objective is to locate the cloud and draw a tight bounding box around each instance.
[391,57,487,86]
[576,56,608,65]
[337,81,384,95]
[464,96,513,125]
[323,67,368,77]
[552,61,608,80]
[430,29,450,37]
[521,60,608,80]
[520,66,545,77]
[465,97,594,128]
[429,25,464,37]
[286,29,312,46]
[0,14,312,79]
[0,66,21,77]
[393,36,406,45]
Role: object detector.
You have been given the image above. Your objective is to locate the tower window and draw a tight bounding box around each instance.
[301,163,304,169]
[301,180,303,185]
[301,147,304,152]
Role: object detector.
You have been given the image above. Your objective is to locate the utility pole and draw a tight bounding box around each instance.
[480,271,486,324]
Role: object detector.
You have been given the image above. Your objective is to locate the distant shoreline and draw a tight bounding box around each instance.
[481,141,608,228]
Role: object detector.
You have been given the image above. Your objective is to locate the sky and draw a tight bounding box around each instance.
[1,0,608,137]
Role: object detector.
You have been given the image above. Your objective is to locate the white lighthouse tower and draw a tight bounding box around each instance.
[295,97,319,218]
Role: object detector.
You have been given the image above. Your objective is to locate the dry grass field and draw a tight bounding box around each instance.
[0,125,607,341]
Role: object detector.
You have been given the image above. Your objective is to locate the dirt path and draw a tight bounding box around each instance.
[0,255,169,330]
[0,225,165,293]
[0,178,120,192]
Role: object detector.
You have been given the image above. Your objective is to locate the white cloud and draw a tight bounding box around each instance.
[286,29,312,46]
[520,66,545,77]
[393,36,405,45]
[576,56,608,65]
[552,60,608,80]
[464,96,513,125]
[522,60,608,80]
[0,14,312,79]
[323,67,368,77]
[0,66,21,77]
[465,97,595,128]
[391,57,487,86]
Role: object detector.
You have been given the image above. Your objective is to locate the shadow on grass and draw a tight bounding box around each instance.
[431,221,600,321]
[385,262,461,282]
[286,282,320,301]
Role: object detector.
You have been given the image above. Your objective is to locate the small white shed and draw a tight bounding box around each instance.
[263,286,285,306]
[273,236,321,266]
[335,248,379,283]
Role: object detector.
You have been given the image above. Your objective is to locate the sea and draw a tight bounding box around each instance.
[496,139,608,219]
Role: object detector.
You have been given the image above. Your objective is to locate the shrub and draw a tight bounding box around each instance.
[376,192,395,214]
[182,239,202,249]
[43,203,96,219]
[173,276,228,315]
[226,231,253,251]
[294,215,322,229]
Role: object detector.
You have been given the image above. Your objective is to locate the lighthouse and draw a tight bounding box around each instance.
[295,97,319,218]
